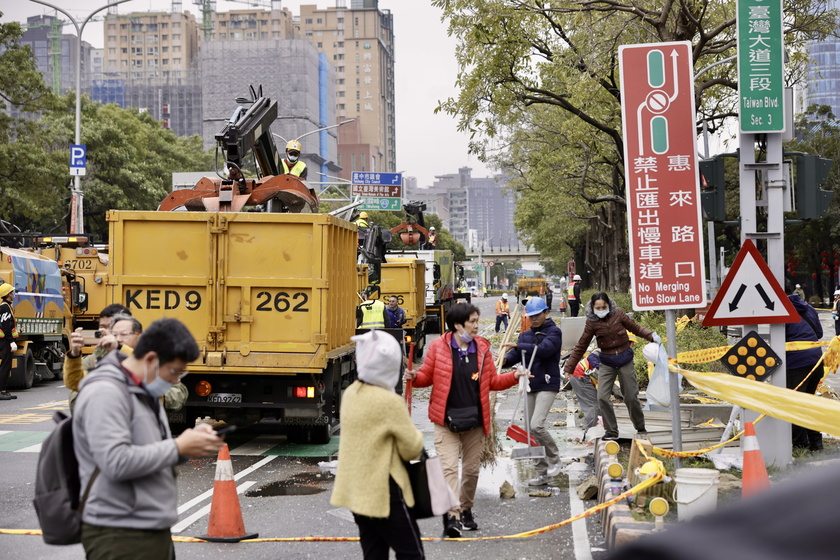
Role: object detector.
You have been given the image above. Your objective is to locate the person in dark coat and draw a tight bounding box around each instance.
[563,292,660,440]
[501,297,563,486]
[0,283,18,400]
[784,284,824,451]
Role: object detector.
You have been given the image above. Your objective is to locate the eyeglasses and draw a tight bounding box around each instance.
[112,331,137,338]
[168,367,189,381]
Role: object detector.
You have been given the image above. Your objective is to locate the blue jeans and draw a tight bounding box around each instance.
[495,315,508,332]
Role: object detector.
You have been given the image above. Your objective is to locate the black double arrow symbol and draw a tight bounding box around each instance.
[728,283,775,312]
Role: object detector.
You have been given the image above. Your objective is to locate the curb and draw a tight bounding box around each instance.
[593,440,656,549]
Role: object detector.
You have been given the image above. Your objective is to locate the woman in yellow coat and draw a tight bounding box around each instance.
[331,330,425,559]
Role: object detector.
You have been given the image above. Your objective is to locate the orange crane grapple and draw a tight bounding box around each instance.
[158,85,318,213]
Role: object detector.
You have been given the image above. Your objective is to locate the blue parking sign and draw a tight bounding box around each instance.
[70,145,86,176]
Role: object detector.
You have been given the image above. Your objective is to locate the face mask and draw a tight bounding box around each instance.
[144,360,173,398]
[458,331,473,344]
[594,309,609,319]
[287,153,299,163]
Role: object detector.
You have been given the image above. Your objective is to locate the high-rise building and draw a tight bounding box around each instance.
[804,1,840,116]
[101,9,201,135]
[298,0,395,175]
[406,167,522,251]
[20,15,93,96]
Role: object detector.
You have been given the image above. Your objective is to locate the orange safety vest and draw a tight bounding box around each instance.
[567,282,578,301]
[495,299,509,316]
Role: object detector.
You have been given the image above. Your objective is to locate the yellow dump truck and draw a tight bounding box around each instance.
[379,257,427,357]
[0,248,76,388]
[107,211,358,443]
[515,277,548,300]
[35,235,108,338]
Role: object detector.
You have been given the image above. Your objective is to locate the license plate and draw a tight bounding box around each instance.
[207,393,242,403]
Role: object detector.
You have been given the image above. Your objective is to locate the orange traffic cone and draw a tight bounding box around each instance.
[200,444,259,542]
[741,421,770,497]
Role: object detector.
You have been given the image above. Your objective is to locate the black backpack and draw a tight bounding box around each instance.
[33,376,132,545]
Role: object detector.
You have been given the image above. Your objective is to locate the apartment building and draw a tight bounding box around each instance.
[298,0,396,175]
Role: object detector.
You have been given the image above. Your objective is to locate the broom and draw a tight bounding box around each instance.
[479,303,523,466]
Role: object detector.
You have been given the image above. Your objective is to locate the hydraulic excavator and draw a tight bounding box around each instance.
[158,85,318,213]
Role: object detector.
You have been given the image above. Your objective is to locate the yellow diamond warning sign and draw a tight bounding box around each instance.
[721,331,781,382]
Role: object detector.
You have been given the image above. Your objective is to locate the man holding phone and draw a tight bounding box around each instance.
[64,304,131,411]
[74,318,225,559]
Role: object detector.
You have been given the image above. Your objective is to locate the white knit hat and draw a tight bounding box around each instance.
[351,330,402,391]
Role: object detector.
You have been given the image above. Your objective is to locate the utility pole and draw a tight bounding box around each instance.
[30,0,132,235]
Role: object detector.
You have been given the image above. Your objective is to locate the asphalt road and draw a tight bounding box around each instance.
[0,303,611,560]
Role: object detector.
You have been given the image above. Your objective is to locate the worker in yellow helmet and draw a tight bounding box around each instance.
[354,211,370,229]
[282,140,308,180]
[0,283,18,400]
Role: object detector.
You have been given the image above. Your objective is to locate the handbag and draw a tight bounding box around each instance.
[445,406,482,432]
[405,449,459,519]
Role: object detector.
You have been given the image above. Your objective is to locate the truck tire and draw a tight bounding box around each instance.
[310,424,332,445]
[8,348,35,390]
[286,425,309,444]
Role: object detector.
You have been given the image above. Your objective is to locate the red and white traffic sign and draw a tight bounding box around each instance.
[702,239,798,326]
[619,41,707,310]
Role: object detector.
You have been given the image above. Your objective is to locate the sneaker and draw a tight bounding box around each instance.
[636,431,648,439]
[461,508,478,531]
[546,461,563,478]
[443,514,462,538]
[602,434,620,441]
[0,392,10,401]
[528,474,551,486]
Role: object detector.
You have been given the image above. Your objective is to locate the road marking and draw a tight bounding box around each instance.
[24,400,68,411]
[0,413,54,425]
[171,481,257,534]
[177,455,278,516]
[0,430,49,452]
[230,435,285,455]
[566,407,593,560]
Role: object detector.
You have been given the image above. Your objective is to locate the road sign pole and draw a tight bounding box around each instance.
[665,309,682,470]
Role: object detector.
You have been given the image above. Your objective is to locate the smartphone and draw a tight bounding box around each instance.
[215,425,237,436]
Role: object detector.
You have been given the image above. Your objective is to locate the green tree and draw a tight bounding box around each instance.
[433,0,837,292]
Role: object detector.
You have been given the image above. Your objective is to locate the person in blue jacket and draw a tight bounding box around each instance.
[785,283,824,451]
[501,297,563,486]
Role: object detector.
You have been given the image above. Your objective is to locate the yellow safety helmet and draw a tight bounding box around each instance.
[0,283,13,298]
[285,140,302,153]
[359,212,369,219]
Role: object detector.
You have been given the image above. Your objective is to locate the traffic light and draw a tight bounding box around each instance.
[795,155,833,219]
[699,156,725,221]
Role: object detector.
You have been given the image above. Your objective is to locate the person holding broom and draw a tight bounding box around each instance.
[405,303,528,538]
[500,297,563,486]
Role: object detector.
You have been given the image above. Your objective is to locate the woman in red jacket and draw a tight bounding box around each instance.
[405,303,526,539]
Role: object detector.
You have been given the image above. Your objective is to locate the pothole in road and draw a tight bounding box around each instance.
[246,471,330,497]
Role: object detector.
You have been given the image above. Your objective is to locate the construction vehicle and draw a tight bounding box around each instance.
[379,257,427,357]
[35,235,108,341]
[104,87,371,443]
[0,248,80,389]
[158,85,318,214]
[108,211,358,443]
[515,277,548,301]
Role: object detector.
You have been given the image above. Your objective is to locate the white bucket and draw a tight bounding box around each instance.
[673,467,720,521]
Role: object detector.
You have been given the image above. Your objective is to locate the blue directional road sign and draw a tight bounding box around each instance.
[70,144,86,176]
[351,172,402,185]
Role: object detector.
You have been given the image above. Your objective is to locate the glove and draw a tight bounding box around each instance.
[651,332,662,344]
[9,342,17,352]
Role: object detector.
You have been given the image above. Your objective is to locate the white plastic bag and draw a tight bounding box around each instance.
[644,342,680,409]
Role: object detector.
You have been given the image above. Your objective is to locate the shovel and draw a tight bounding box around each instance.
[511,335,547,460]
[506,389,539,446]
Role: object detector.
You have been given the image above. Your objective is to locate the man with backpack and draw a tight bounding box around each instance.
[73,318,224,559]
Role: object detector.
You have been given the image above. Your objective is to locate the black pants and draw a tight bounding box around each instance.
[786,364,823,450]
[353,478,424,560]
[0,341,11,392]
[569,300,580,317]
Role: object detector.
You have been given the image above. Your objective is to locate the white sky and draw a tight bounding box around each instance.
[1,0,492,188]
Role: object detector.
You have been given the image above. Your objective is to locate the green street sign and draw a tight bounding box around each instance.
[475,265,484,272]
[737,0,784,133]
[359,197,402,211]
